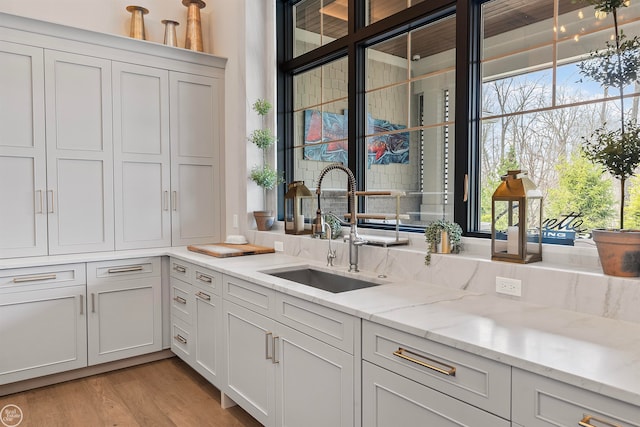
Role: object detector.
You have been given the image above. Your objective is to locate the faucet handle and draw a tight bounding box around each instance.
[327,249,336,266]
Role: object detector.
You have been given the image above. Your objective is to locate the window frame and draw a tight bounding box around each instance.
[278,0,481,236]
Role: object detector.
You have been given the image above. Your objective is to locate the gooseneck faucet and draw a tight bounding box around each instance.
[314,163,367,272]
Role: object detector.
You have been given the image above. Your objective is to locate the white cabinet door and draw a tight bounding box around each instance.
[169,72,222,246]
[87,259,162,365]
[44,50,114,255]
[362,361,510,427]
[0,41,47,258]
[113,62,171,250]
[223,299,276,427]
[0,285,87,385]
[276,323,354,427]
[192,287,223,387]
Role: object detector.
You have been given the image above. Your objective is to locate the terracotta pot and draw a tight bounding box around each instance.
[592,229,640,277]
[253,210,274,231]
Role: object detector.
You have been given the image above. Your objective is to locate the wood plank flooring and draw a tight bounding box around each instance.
[0,358,263,427]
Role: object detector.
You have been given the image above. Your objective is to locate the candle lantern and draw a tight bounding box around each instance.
[285,181,313,235]
[491,170,543,263]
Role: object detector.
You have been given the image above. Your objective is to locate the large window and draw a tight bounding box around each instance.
[279,0,640,242]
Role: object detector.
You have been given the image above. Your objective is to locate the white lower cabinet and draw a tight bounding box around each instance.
[512,368,640,427]
[222,274,357,427]
[0,264,87,385]
[86,258,162,365]
[362,320,511,426]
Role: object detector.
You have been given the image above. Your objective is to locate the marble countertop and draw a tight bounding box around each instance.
[3,247,640,407]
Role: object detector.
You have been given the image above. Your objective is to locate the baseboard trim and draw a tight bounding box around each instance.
[0,349,175,397]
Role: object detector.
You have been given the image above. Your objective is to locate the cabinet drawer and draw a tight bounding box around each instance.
[87,257,160,285]
[193,267,221,296]
[362,320,511,419]
[276,293,357,354]
[171,317,192,363]
[513,368,640,427]
[0,263,86,291]
[223,274,275,317]
[363,361,510,427]
[169,258,191,282]
[170,278,194,324]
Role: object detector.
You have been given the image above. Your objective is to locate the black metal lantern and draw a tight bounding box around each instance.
[491,170,543,263]
[284,181,313,235]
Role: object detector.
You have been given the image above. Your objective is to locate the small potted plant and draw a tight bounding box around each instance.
[578,0,640,276]
[424,219,462,265]
[248,99,282,230]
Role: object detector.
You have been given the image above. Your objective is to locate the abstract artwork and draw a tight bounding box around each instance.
[303,109,409,167]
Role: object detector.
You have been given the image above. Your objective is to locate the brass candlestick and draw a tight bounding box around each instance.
[183,0,206,52]
[126,5,149,40]
[161,19,180,47]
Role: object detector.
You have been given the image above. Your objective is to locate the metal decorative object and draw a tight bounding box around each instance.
[284,181,313,235]
[161,20,180,47]
[183,0,206,52]
[491,170,543,264]
[126,5,149,40]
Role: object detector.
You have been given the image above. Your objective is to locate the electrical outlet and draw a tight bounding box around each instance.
[274,241,284,252]
[496,276,522,297]
[232,214,239,229]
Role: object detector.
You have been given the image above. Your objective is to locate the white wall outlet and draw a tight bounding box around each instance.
[274,241,284,252]
[496,276,522,297]
[232,214,239,229]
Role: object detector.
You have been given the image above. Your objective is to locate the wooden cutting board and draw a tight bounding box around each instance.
[187,243,275,258]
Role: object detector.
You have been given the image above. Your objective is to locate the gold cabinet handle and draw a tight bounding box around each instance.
[172,191,177,211]
[173,264,186,273]
[13,273,57,283]
[107,265,143,274]
[196,273,212,283]
[195,291,211,301]
[393,347,456,376]
[36,190,44,214]
[91,293,96,313]
[173,296,187,304]
[272,335,280,364]
[47,190,54,213]
[163,191,169,211]
[265,332,273,360]
[579,415,621,427]
[174,334,187,345]
[79,294,84,315]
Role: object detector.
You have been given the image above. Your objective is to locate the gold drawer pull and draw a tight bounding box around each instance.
[174,334,187,345]
[173,264,186,273]
[173,296,187,304]
[13,273,57,283]
[393,347,456,376]
[196,291,211,301]
[107,265,144,274]
[196,273,212,283]
[579,415,621,427]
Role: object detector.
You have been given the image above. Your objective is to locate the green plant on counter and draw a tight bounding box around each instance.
[424,219,462,265]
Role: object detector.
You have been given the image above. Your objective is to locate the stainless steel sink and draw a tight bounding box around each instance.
[265,268,382,293]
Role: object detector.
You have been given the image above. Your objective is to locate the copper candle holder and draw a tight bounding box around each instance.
[126,5,149,40]
[162,19,180,47]
[183,0,206,52]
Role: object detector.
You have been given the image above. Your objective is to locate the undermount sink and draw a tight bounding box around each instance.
[265,267,383,293]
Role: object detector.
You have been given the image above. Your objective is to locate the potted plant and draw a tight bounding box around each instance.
[248,99,282,230]
[424,219,462,265]
[577,0,640,276]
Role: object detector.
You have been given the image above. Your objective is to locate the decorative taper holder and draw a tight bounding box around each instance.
[182,0,205,52]
[161,20,180,47]
[126,5,149,40]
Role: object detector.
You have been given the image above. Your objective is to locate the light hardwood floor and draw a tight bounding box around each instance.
[0,358,263,427]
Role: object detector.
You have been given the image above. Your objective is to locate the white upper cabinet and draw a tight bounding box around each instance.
[0,42,47,258]
[170,72,223,246]
[44,50,114,255]
[113,62,171,250]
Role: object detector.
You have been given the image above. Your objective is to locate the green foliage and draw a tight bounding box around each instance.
[424,219,462,265]
[546,153,615,231]
[252,99,272,116]
[624,175,640,228]
[577,33,640,89]
[581,121,640,181]
[248,128,277,149]
[249,165,283,190]
[578,0,631,13]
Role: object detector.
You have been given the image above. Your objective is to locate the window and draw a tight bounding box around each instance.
[279,0,640,243]
[281,0,457,231]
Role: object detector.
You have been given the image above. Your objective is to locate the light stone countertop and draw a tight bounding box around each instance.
[2,247,640,408]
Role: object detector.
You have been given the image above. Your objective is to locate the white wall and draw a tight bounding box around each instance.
[0,0,277,237]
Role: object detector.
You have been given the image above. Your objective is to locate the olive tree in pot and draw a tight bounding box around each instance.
[248,99,282,230]
[578,0,640,276]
